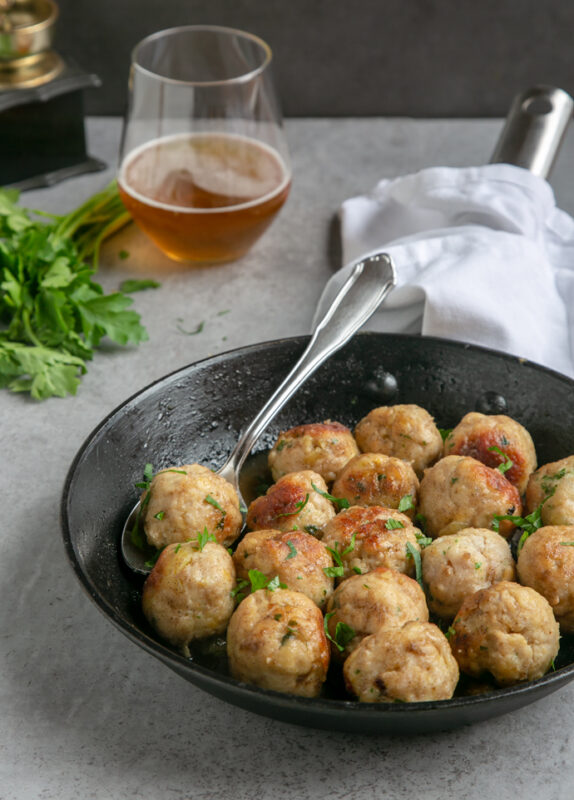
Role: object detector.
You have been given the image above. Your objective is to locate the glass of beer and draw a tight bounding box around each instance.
[118,26,291,263]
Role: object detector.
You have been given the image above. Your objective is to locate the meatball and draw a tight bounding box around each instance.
[320,505,422,581]
[325,567,428,660]
[354,404,443,477]
[142,541,236,655]
[233,528,334,608]
[343,621,459,703]
[418,455,522,539]
[422,527,516,619]
[245,470,336,535]
[268,420,359,483]
[517,525,574,633]
[226,588,330,697]
[142,463,243,549]
[331,453,419,516]
[449,581,560,686]
[525,455,574,526]
[443,412,537,495]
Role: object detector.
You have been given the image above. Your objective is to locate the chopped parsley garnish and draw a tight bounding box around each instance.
[281,626,297,645]
[176,319,205,335]
[311,482,350,510]
[324,533,357,578]
[385,518,405,530]
[285,540,298,560]
[275,493,309,518]
[248,569,286,592]
[493,499,547,550]
[415,531,433,548]
[194,527,217,551]
[205,494,227,529]
[488,445,513,474]
[406,541,423,589]
[135,462,154,491]
[398,494,414,513]
[323,611,356,652]
[119,278,160,293]
[231,578,250,602]
[439,428,453,442]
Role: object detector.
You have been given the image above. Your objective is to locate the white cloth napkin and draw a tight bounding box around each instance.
[313,163,574,377]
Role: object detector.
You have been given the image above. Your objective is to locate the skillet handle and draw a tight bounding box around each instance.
[489,85,573,178]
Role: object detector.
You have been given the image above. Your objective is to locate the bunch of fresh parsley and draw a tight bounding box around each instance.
[0,181,149,399]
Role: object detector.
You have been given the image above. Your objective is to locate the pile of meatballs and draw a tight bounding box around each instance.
[139,404,574,704]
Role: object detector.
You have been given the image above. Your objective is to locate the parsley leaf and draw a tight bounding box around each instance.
[248,569,286,592]
[488,445,513,474]
[324,611,356,652]
[0,182,147,399]
[311,482,350,510]
[406,541,424,589]
[195,527,217,551]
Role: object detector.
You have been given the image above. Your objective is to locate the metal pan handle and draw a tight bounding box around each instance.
[489,85,573,178]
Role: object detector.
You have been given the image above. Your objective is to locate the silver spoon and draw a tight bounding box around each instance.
[121,251,396,574]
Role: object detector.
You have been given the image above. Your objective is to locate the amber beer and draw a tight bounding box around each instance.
[118,132,291,263]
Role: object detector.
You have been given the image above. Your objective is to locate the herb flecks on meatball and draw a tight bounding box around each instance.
[142,463,243,549]
[320,505,423,581]
[142,540,236,655]
[233,528,335,609]
[268,420,359,483]
[325,567,428,660]
[355,404,443,477]
[517,525,574,633]
[227,588,330,697]
[331,453,419,515]
[246,470,336,534]
[449,581,560,686]
[444,412,537,495]
[422,527,516,619]
[418,455,522,539]
[344,621,459,703]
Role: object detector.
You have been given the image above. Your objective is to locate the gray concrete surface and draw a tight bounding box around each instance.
[2,116,574,799]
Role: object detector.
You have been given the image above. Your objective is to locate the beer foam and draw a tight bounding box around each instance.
[119,132,290,213]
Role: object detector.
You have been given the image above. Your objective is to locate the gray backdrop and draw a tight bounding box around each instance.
[55,0,574,118]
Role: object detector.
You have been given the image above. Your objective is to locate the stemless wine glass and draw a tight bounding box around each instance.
[118,25,291,264]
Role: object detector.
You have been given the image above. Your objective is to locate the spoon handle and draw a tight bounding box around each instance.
[218,252,396,484]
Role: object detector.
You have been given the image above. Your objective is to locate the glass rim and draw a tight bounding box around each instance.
[131,24,273,87]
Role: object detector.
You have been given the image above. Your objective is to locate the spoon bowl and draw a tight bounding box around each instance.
[120,251,396,574]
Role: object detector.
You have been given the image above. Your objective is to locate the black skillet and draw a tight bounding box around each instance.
[61,86,574,733]
[61,332,574,734]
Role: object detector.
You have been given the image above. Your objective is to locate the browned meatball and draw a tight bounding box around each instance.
[525,455,574,526]
[226,588,330,697]
[331,453,419,516]
[355,404,443,477]
[343,621,459,703]
[142,541,236,655]
[246,470,336,535]
[320,505,422,581]
[418,455,522,539]
[233,528,334,608]
[268,420,359,483]
[324,567,428,660]
[443,412,537,495]
[450,581,560,686]
[421,528,516,619]
[517,525,574,633]
[142,463,243,549]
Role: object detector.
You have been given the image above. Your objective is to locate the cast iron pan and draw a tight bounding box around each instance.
[61,332,574,734]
